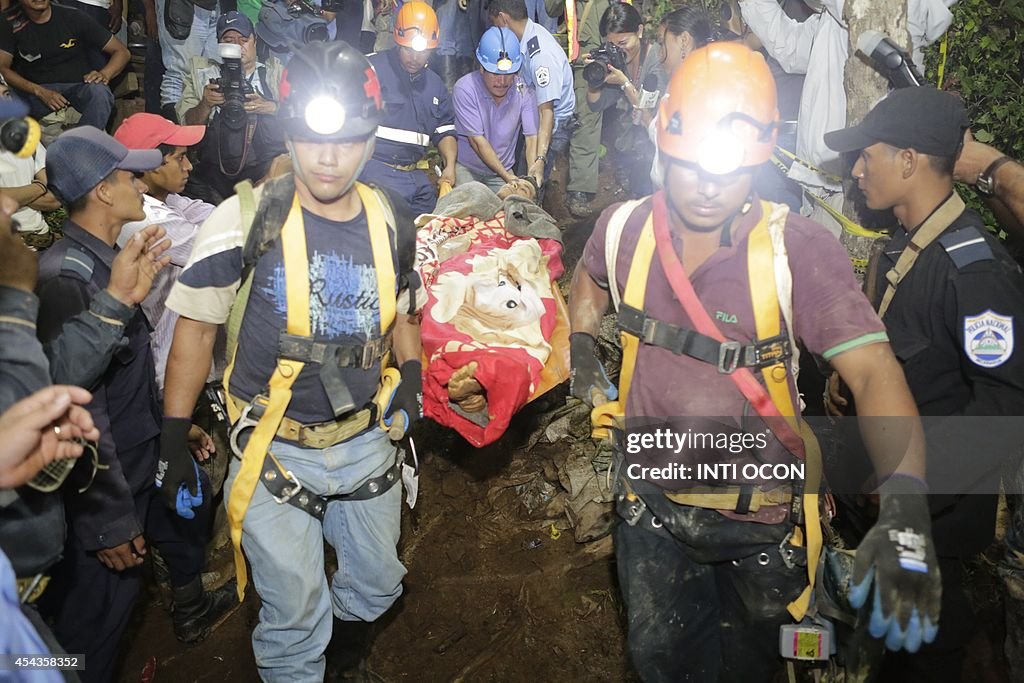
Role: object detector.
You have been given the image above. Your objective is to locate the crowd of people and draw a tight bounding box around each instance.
[1,0,1024,682]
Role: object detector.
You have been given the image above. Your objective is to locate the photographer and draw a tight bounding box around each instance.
[177,11,286,205]
[584,2,666,197]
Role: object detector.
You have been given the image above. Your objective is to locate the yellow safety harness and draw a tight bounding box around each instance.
[222,182,401,600]
[593,200,823,620]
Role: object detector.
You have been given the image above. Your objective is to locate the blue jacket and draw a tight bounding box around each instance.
[35,222,161,552]
[369,48,456,167]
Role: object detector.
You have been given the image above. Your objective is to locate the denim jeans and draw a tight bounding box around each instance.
[225,427,405,682]
[434,0,474,58]
[156,0,220,106]
[526,0,558,33]
[19,82,114,130]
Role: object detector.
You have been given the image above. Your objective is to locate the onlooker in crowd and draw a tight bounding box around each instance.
[552,0,609,217]
[35,127,235,683]
[0,0,130,130]
[489,0,574,191]
[584,2,666,198]
[433,0,477,89]
[62,0,122,74]
[648,5,711,190]
[825,86,1024,682]
[453,26,538,192]
[113,112,215,394]
[0,75,58,247]
[178,11,286,205]
[156,0,220,121]
[0,384,98,682]
[362,1,457,216]
[739,0,954,236]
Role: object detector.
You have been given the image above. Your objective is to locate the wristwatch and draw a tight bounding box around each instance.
[976,155,1012,197]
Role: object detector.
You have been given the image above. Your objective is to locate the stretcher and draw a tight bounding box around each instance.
[415,191,570,447]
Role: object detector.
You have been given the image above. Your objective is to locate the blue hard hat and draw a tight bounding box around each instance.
[476,27,522,74]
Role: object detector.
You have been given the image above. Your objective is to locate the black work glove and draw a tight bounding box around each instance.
[849,474,941,653]
[569,332,617,408]
[384,360,422,439]
[156,416,200,512]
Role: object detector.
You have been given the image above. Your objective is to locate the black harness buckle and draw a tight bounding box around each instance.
[718,341,742,374]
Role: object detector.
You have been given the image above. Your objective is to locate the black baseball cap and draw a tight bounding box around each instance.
[824,87,969,156]
[217,11,255,40]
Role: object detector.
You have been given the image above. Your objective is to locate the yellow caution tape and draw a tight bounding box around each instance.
[937,33,949,89]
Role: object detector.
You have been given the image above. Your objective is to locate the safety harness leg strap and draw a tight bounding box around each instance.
[226,192,309,602]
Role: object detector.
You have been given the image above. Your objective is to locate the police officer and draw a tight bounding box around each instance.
[33,127,236,683]
[160,41,423,681]
[824,87,1024,682]
[489,0,575,191]
[360,1,456,217]
[569,43,941,681]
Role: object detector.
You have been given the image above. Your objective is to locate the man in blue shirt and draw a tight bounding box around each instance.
[488,0,575,188]
[361,1,457,216]
[453,26,539,192]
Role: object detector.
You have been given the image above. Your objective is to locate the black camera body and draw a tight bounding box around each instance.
[214,44,253,129]
[583,42,628,89]
[320,0,344,12]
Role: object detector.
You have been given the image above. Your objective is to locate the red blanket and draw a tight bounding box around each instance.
[417,211,564,446]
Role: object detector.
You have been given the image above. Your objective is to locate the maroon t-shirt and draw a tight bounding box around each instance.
[582,197,887,427]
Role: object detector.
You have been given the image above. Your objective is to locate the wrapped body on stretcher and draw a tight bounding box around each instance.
[416,181,570,447]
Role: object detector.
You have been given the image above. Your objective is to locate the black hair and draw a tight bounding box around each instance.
[157,143,177,158]
[66,169,118,215]
[926,153,956,177]
[660,6,712,48]
[599,2,642,37]
[487,0,527,21]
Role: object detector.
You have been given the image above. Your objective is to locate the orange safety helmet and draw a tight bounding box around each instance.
[657,42,779,175]
[394,1,440,51]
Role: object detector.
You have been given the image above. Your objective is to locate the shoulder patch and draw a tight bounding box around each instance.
[535,66,550,87]
[60,247,95,283]
[527,36,541,58]
[938,226,994,270]
[964,310,1014,368]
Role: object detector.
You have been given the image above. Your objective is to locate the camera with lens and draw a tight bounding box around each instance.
[213,42,252,129]
[583,42,628,88]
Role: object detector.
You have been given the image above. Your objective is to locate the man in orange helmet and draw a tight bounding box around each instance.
[360,1,457,216]
[567,42,941,680]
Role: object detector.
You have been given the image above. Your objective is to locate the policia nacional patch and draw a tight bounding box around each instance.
[964,310,1014,368]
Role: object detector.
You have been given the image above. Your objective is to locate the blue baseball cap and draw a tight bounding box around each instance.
[217,11,255,40]
[46,126,163,204]
[0,95,27,120]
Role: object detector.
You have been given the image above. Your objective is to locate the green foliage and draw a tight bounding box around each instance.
[925,0,1024,161]
[924,0,1024,227]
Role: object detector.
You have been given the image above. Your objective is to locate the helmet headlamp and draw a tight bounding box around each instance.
[410,33,428,52]
[304,95,346,136]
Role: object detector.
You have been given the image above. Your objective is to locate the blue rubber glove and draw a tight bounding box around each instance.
[849,475,941,653]
[173,461,204,520]
[384,360,423,437]
[569,332,617,408]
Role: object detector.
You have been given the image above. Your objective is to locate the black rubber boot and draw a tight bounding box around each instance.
[325,619,387,683]
[171,577,239,644]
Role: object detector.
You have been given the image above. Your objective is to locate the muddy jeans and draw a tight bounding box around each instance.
[615,496,806,683]
[225,427,405,683]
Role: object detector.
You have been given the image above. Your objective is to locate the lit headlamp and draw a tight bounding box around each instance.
[304,95,346,136]
[695,112,776,175]
[496,52,513,72]
[410,34,428,52]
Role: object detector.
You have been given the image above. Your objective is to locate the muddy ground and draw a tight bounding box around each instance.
[113,160,1013,683]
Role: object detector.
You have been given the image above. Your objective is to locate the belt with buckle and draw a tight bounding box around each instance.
[259,452,401,521]
[16,574,50,604]
[229,394,377,453]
